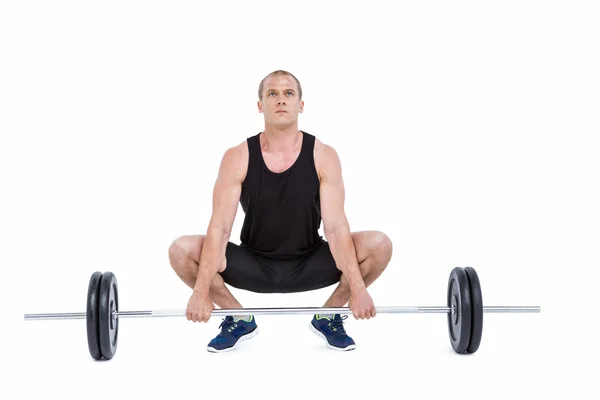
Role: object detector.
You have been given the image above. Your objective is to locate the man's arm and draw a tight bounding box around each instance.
[193,144,246,296]
[317,143,365,293]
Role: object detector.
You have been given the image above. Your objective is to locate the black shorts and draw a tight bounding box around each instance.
[220,241,341,293]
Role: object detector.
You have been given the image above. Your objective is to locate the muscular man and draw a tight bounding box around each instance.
[168,70,393,352]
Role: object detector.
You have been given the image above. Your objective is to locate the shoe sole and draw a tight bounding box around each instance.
[206,327,260,353]
[309,322,356,351]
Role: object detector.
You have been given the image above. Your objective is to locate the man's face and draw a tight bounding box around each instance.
[258,75,304,127]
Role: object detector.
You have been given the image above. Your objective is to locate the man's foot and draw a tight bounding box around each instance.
[206,315,259,353]
[310,314,356,351]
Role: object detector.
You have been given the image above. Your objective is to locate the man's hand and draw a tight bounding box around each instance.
[348,288,376,319]
[186,291,214,323]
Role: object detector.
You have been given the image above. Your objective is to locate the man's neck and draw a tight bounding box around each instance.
[261,126,302,153]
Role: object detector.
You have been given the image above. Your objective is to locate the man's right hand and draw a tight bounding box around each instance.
[186,291,214,323]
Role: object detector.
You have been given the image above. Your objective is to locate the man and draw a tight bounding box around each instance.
[168,70,393,352]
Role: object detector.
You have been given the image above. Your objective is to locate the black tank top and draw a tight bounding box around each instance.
[239,130,324,260]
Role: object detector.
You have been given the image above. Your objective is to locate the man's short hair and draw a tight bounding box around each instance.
[258,70,302,101]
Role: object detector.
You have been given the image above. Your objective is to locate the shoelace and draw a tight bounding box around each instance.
[328,315,349,335]
[218,317,238,334]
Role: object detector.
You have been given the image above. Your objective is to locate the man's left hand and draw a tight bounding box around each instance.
[348,288,376,319]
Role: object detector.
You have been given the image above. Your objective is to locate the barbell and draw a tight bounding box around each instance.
[23,266,540,360]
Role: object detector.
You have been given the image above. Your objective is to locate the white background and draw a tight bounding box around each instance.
[2,1,599,399]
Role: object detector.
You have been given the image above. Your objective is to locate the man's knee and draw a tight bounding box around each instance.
[168,237,185,268]
[168,235,200,267]
[168,235,226,272]
[372,231,393,266]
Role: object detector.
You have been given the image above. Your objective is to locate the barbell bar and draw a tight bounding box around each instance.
[24,305,539,320]
[23,267,540,360]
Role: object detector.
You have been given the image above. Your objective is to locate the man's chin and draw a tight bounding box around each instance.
[266,120,296,129]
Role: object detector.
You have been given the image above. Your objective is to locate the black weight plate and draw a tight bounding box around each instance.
[465,267,483,353]
[447,267,472,354]
[86,271,103,360]
[99,271,119,360]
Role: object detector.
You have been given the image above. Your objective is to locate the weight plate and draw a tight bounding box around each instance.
[99,271,119,360]
[86,271,103,360]
[465,267,483,353]
[447,267,472,354]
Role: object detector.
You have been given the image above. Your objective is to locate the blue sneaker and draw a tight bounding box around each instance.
[206,316,259,353]
[310,314,356,351]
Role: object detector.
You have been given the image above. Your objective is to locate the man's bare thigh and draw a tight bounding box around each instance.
[175,235,205,262]
[175,234,228,272]
[350,230,391,263]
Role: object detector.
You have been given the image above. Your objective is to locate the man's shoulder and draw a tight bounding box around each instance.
[226,139,250,156]
[219,139,250,180]
[313,137,341,180]
[314,137,340,162]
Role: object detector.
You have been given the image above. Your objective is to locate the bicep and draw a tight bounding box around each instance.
[208,147,245,235]
[319,147,349,235]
